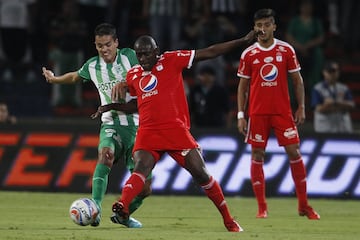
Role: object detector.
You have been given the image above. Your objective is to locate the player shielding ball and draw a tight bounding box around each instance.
[93,31,256,231]
[42,23,151,228]
[237,9,320,220]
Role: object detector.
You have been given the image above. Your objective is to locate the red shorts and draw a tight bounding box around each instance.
[245,114,300,148]
[133,127,199,166]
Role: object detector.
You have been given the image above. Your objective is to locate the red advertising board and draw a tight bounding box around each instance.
[0,121,359,199]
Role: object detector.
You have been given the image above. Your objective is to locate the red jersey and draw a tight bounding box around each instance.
[126,50,195,130]
[237,39,300,115]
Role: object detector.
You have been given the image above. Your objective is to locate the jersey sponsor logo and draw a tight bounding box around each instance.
[260,63,278,81]
[260,63,278,87]
[139,74,158,92]
[264,57,273,63]
[98,81,118,91]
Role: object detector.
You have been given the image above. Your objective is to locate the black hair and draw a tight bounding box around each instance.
[254,8,276,22]
[323,60,340,71]
[94,23,117,40]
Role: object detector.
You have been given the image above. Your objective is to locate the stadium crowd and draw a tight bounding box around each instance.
[0,0,358,127]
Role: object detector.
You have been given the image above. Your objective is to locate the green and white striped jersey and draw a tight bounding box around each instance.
[78,48,139,127]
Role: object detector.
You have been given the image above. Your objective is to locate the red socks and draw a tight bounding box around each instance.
[120,172,146,211]
[202,176,232,222]
[290,158,308,208]
[251,160,267,211]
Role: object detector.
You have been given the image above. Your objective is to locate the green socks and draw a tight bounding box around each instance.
[92,163,111,210]
[92,163,144,215]
[129,196,144,214]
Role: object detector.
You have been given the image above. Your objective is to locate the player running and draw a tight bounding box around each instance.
[236,9,320,220]
[92,30,256,231]
[42,23,151,228]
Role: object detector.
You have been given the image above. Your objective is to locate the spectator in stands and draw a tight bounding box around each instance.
[143,0,185,51]
[189,66,232,128]
[0,102,17,124]
[311,60,355,133]
[0,0,35,82]
[77,0,107,59]
[184,3,238,84]
[285,0,324,90]
[106,0,132,47]
[48,0,86,107]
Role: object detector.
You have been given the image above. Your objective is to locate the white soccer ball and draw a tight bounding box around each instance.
[69,198,99,226]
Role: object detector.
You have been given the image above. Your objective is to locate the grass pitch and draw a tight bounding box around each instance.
[0,191,358,240]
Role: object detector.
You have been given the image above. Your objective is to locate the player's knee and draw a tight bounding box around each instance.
[252,148,265,161]
[285,144,301,160]
[191,170,210,185]
[98,147,114,168]
[139,184,152,198]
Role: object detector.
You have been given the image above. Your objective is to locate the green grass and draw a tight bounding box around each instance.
[0,191,358,240]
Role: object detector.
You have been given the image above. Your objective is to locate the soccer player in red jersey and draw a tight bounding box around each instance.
[92,31,256,232]
[237,9,320,220]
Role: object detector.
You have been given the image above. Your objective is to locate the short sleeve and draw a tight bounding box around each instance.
[78,57,97,82]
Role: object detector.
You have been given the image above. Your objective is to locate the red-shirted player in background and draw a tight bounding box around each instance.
[237,8,320,220]
[92,31,256,231]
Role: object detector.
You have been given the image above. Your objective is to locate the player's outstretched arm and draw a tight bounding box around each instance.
[91,100,138,119]
[42,67,81,84]
[194,30,256,62]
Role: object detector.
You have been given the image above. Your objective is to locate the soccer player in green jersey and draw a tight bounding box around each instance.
[42,23,151,228]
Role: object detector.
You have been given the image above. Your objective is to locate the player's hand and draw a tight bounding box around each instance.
[237,118,248,136]
[294,106,305,125]
[90,104,116,119]
[42,67,56,83]
[111,82,127,102]
[243,30,257,44]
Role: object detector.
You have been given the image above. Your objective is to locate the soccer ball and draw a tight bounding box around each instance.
[69,198,99,226]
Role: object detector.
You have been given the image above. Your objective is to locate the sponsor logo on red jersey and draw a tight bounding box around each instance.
[139,74,159,99]
[139,74,157,92]
[260,63,278,87]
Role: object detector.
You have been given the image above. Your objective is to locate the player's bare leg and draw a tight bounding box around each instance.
[184,149,243,232]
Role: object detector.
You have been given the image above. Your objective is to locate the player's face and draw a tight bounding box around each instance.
[95,35,119,63]
[135,45,158,71]
[254,17,276,44]
[323,64,340,84]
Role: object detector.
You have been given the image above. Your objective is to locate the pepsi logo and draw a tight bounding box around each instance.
[260,63,278,81]
[139,74,158,92]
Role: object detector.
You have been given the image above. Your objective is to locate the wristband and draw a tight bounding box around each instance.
[237,111,245,119]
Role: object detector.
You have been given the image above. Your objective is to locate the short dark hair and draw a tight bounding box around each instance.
[94,23,117,40]
[323,60,340,72]
[254,8,276,21]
